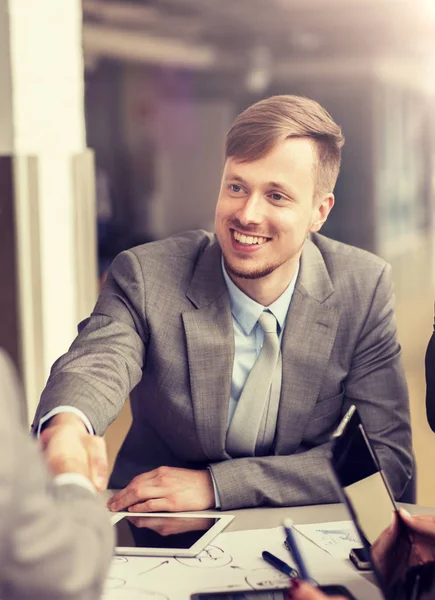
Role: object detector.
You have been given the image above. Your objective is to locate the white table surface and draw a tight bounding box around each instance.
[220,501,435,532]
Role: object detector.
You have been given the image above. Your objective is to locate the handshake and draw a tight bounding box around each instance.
[39,413,109,492]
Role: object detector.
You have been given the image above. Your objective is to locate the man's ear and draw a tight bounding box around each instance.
[309,194,334,233]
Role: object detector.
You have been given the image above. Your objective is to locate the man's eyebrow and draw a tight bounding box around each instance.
[224,173,247,184]
[267,181,296,197]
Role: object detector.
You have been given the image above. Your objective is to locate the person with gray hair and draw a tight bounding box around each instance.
[33,94,412,514]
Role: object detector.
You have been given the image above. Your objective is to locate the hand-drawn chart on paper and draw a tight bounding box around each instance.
[294,520,363,561]
[103,525,379,600]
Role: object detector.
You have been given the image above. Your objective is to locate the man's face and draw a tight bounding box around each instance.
[215,137,333,298]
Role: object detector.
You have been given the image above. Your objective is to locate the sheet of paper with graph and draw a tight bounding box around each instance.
[103,525,379,600]
[294,520,363,561]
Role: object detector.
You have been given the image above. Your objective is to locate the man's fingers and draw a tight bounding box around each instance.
[108,484,165,512]
[86,436,109,491]
[108,487,140,511]
[108,467,215,513]
[107,470,159,508]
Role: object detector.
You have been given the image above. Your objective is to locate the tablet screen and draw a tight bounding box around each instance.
[330,406,396,545]
[115,515,219,550]
[329,405,419,598]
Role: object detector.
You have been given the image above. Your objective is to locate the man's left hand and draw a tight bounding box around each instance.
[107,466,215,512]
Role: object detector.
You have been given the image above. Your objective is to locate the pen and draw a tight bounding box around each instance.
[409,573,421,600]
[283,518,311,581]
[262,550,298,579]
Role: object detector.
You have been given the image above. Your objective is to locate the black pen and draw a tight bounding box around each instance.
[262,550,298,579]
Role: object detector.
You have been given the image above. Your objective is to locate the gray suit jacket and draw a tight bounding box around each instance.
[0,350,113,600]
[34,231,412,510]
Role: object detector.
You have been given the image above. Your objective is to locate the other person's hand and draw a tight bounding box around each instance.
[401,511,435,564]
[370,509,435,589]
[107,466,215,512]
[40,413,109,491]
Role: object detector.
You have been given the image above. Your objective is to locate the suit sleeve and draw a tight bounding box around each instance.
[0,351,114,600]
[32,250,148,435]
[209,264,413,510]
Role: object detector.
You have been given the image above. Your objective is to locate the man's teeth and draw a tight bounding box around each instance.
[233,231,267,245]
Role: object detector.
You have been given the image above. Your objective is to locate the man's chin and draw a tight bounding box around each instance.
[224,260,276,280]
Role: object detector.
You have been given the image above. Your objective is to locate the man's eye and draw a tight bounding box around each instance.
[271,193,283,201]
[230,184,242,193]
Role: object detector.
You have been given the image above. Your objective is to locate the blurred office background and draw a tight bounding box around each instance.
[1,0,434,503]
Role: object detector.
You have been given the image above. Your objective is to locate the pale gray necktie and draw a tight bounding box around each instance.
[226,311,282,457]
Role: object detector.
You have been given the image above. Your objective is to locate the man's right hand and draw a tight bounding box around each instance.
[40,413,109,491]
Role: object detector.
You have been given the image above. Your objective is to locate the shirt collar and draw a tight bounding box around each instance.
[222,259,300,336]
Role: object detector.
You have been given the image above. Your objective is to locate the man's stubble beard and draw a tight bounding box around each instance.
[221,233,308,282]
[223,256,281,280]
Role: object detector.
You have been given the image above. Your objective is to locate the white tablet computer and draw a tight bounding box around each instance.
[110,512,234,557]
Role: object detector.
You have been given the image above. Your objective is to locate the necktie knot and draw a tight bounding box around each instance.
[258,311,278,335]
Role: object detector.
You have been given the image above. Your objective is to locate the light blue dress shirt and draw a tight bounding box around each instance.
[209,259,300,506]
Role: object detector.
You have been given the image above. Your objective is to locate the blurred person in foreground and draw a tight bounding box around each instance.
[289,510,435,599]
[425,307,435,432]
[0,349,113,600]
[33,94,412,512]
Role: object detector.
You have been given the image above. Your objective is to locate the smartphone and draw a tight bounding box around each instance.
[349,547,372,571]
[191,586,357,599]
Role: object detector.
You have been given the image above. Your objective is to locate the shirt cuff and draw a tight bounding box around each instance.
[37,406,94,436]
[52,473,96,495]
[207,467,221,509]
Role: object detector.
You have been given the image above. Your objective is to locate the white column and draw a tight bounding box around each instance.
[0,0,97,422]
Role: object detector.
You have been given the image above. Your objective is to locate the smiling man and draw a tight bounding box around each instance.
[33,95,412,512]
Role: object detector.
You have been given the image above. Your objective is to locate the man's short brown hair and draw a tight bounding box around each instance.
[226,95,345,197]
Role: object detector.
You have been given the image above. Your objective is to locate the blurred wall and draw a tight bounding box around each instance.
[86,63,435,257]
[151,98,231,237]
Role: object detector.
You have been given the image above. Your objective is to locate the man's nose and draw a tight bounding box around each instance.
[236,194,264,226]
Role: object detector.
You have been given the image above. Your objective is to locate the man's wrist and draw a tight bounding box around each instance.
[37,406,95,437]
[43,412,88,434]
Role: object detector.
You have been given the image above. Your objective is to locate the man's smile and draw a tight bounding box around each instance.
[231,229,271,247]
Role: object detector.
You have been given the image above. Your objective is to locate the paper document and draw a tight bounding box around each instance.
[294,520,363,561]
[103,525,380,600]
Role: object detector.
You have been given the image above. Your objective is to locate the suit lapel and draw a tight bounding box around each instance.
[182,240,234,460]
[275,238,340,452]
